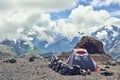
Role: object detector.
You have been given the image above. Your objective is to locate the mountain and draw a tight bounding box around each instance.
[91,25,120,61]
[0,25,120,61]
[108,40,120,61]
[0,44,16,56]
[25,25,120,61]
[0,39,44,55]
[32,37,80,53]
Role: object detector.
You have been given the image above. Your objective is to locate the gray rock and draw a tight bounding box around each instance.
[29,57,34,62]
[108,61,116,66]
[101,71,114,76]
[3,59,17,63]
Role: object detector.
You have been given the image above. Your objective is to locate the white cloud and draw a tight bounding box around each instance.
[58,5,120,39]
[57,19,79,39]
[0,9,40,41]
[0,0,78,12]
[69,5,111,34]
[0,0,78,43]
[91,0,120,7]
[23,13,58,45]
[105,17,120,27]
[96,30,108,39]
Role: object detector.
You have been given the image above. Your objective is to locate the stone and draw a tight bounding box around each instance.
[72,65,81,75]
[75,36,104,54]
[54,63,62,72]
[3,59,17,63]
[101,71,114,76]
[29,57,34,62]
[108,61,116,66]
[59,64,71,75]
[81,70,87,76]
[86,69,91,75]
[105,65,110,68]
[100,68,106,71]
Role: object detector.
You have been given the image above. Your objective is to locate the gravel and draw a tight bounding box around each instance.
[0,55,120,80]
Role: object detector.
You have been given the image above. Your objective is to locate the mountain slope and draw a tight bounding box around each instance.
[0,44,16,56]
[92,25,120,61]
[32,37,79,53]
[0,39,45,55]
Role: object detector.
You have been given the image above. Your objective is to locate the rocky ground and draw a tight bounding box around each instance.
[0,54,120,80]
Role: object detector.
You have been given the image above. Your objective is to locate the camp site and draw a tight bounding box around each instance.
[0,0,120,80]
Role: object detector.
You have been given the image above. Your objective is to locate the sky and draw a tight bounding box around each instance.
[0,0,120,44]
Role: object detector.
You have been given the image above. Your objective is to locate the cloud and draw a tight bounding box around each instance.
[69,5,111,33]
[23,13,58,44]
[0,9,40,41]
[105,17,120,27]
[0,0,78,12]
[0,0,78,43]
[57,19,79,39]
[91,0,120,7]
[21,5,120,43]
[58,5,120,39]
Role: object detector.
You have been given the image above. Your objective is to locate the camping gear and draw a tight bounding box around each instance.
[66,48,99,71]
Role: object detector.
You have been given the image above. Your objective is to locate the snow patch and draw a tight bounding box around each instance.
[96,30,108,39]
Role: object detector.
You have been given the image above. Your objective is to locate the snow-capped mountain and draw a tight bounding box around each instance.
[92,25,120,61]
[0,25,120,61]
[32,37,79,53]
[0,39,44,55]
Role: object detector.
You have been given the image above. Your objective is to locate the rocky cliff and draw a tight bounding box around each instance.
[75,36,104,54]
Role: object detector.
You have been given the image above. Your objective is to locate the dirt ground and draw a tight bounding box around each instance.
[0,55,120,80]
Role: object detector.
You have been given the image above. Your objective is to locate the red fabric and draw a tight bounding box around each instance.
[76,50,86,54]
[95,65,100,71]
[89,65,100,72]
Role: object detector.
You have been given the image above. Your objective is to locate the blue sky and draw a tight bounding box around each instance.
[0,0,120,44]
[50,0,120,20]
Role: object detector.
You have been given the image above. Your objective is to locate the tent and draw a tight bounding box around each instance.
[66,48,99,71]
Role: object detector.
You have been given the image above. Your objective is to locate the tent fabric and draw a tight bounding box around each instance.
[66,48,98,71]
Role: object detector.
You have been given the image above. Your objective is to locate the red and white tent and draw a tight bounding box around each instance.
[66,48,99,71]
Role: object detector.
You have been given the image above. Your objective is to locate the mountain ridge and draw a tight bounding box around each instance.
[0,25,119,61]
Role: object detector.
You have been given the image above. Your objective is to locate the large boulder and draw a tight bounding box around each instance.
[75,36,104,54]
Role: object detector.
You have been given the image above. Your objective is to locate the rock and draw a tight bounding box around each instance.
[81,70,87,76]
[72,65,81,75]
[100,68,106,71]
[59,64,71,75]
[75,36,104,54]
[9,59,17,63]
[29,57,34,62]
[48,56,62,72]
[117,61,120,65]
[108,61,116,66]
[3,59,17,63]
[101,71,114,76]
[105,65,110,68]
[87,69,91,75]
[54,60,62,72]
